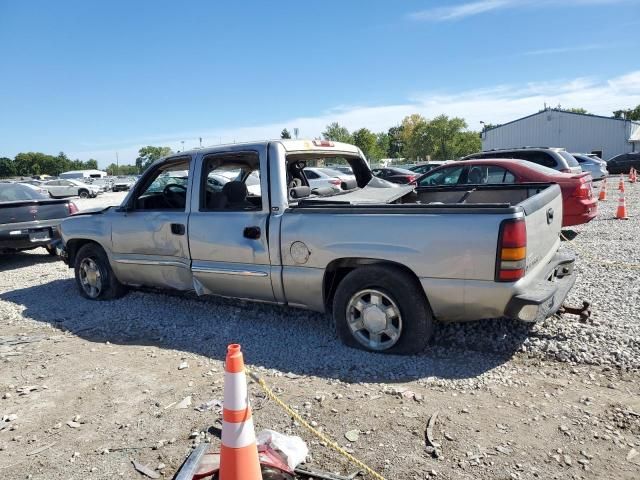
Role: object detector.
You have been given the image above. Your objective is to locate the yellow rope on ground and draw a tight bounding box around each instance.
[246,368,388,480]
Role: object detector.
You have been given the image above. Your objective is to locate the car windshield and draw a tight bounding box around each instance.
[557,151,580,167]
[390,167,415,175]
[317,168,345,177]
[0,183,48,202]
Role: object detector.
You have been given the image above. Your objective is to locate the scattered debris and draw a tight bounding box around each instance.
[175,396,192,409]
[132,460,161,479]
[425,411,439,448]
[26,442,56,456]
[66,421,81,429]
[178,361,189,370]
[344,430,359,443]
[194,399,222,412]
[16,386,39,396]
[627,448,639,462]
[496,445,512,455]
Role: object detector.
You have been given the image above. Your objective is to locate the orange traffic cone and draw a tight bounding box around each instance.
[598,179,607,201]
[619,175,625,192]
[219,344,263,480]
[615,194,628,220]
[631,168,637,184]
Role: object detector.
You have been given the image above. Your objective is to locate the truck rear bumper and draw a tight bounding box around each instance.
[504,252,576,322]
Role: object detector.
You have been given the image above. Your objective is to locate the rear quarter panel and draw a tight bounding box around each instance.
[279,209,514,311]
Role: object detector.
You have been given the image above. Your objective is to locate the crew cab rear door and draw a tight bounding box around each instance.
[187,146,275,302]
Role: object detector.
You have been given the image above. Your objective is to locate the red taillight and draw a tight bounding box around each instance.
[571,181,591,199]
[329,178,341,185]
[496,218,527,282]
[68,202,79,214]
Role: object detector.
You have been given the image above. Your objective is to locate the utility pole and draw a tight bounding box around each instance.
[199,137,202,148]
[116,152,119,176]
[181,140,185,152]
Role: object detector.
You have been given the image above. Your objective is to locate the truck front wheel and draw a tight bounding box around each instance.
[332,265,434,354]
[74,243,127,300]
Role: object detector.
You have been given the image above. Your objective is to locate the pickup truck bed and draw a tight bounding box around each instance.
[58,139,576,354]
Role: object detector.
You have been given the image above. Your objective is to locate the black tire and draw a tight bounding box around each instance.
[78,189,89,199]
[74,243,127,300]
[332,265,434,354]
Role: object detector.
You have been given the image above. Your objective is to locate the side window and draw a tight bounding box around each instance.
[305,169,319,179]
[200,152,262,211]
[532,152,557,168]
[486,166,515,183]
[419,166,464,186]
[133,158,191,211]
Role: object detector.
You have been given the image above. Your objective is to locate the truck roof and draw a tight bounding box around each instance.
[179,139,361,157]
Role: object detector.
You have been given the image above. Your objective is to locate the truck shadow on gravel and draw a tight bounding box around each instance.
[2,278,535,383]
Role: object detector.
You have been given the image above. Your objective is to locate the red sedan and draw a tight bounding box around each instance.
[417,159,597,226]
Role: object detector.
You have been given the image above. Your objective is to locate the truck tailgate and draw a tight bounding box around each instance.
[521,184,563,274]
[0,199,70,225]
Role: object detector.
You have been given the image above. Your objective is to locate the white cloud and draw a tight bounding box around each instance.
[70,70,640,168]
[408,0,638,22]
[523,44,613,56]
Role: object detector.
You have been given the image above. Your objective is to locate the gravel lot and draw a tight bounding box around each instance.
[1,181,639,479]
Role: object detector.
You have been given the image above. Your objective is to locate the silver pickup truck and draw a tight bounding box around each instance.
[59,140,576,354]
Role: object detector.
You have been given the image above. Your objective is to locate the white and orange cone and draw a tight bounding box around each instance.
[219,344,263,480]
[631,167,637,183]
[615,194,628,220]
[598,179,607,201]
[619,175,625,192]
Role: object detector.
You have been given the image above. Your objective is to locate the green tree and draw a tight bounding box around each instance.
[0,157,16,178]
[85,159,98,169]
[613,104,640,120]
[322,122,352,143]
[136,146,174,169]
[387,125,404,158]
[376,132,391,159]
[352,128,383,161]
[565,107,589,114]
[280,128,292,139]
[400,114,429,161]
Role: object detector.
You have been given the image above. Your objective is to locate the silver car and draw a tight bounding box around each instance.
[571,153,608,180]
[43,179,101,198]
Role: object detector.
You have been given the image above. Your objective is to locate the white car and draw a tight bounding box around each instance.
[43,179,101,198]
[304,167,343,192]
[313,167,357,190]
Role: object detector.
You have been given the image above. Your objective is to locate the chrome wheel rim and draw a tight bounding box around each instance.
[346,289,402,351]
[79,258,102,298]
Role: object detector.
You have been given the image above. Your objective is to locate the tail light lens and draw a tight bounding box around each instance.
[329,179,341,186]
[571,180,591,199]
[496,218,527,282]
[68,202,79,214]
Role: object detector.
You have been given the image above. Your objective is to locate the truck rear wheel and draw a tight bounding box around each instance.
[332,265,434,354]
[74,243,127,300]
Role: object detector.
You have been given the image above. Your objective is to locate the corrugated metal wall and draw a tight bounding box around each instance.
[482,110,637,160]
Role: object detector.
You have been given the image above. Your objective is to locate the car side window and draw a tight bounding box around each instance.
[200,152,262,211]
[305,170,319,179]
[485,166,515,183]
[419,166,464,186]
[132,157,191,211]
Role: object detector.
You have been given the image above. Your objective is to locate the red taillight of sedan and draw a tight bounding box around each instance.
[329,178,342,186]
[571,180,592,199]
[401,175,418,184]
[68,202,79,214]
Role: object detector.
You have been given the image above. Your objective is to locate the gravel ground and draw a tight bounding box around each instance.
[1,178,639,479]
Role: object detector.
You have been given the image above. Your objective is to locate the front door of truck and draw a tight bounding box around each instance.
[188,147,275,302]
[110,156,193,290]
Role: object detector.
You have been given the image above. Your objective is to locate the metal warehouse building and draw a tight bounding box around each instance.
[481,109,640,161]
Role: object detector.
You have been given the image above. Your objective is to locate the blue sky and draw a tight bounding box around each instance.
[1,0,639,167]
